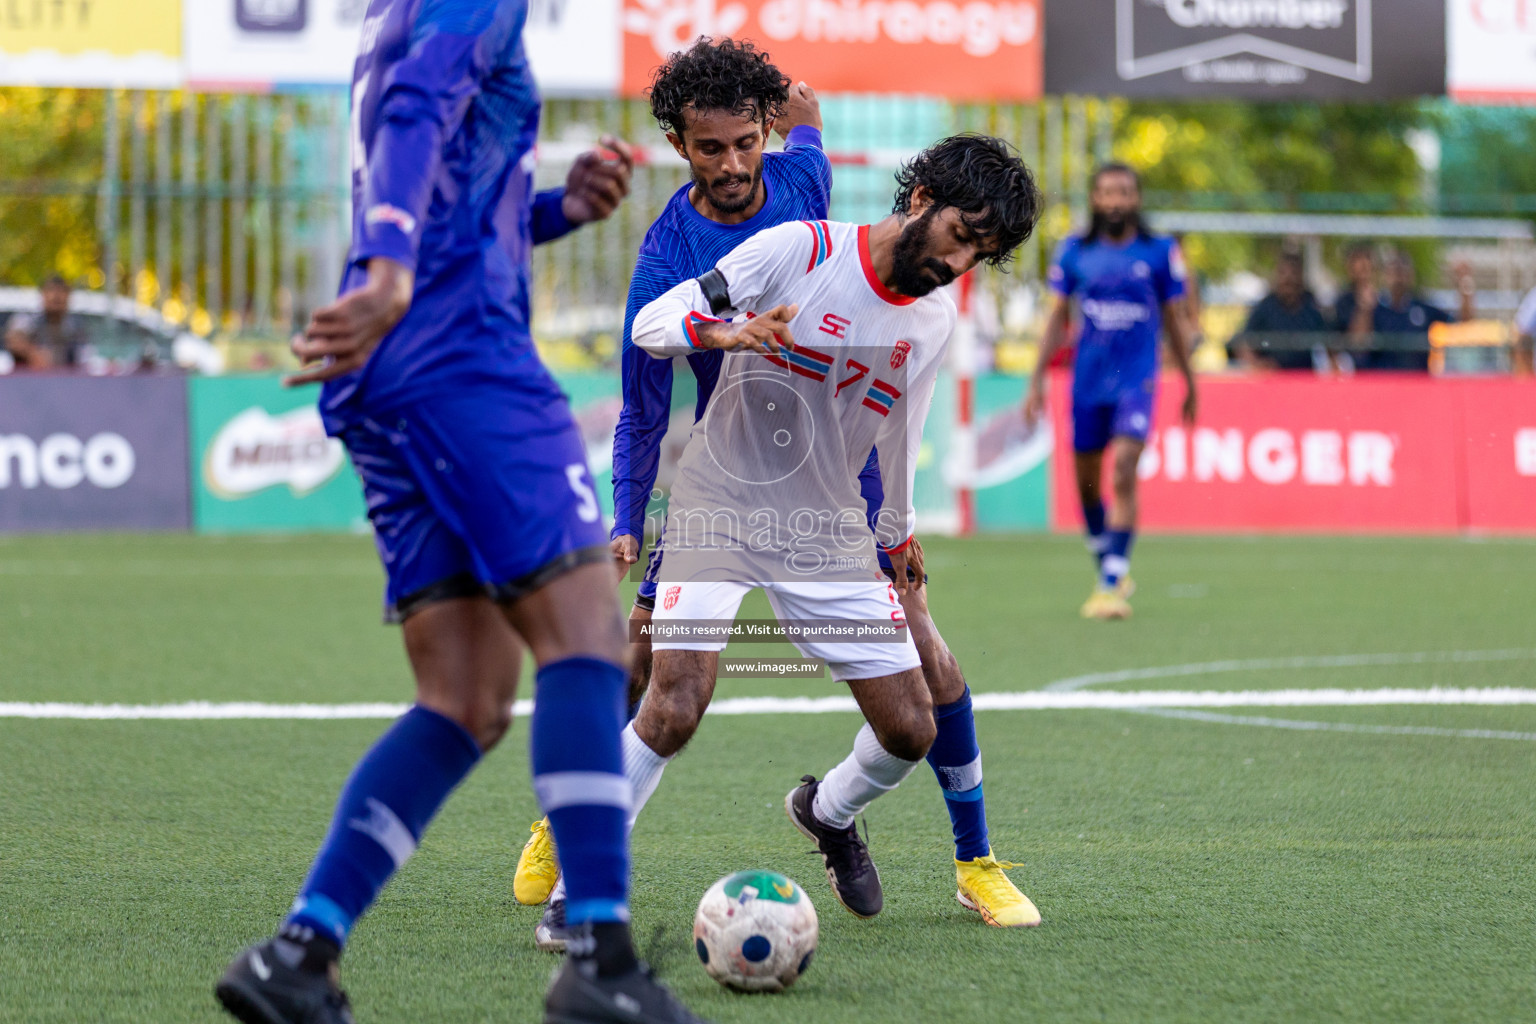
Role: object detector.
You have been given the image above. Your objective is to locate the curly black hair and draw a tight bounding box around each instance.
[892,134,1042,267]
[648,38,790,139]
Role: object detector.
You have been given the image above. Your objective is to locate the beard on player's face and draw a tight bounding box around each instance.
[891,207,958,298]
[691,159,763,215]
[1092,205,1139,238]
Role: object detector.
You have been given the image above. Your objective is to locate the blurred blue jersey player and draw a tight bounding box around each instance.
[1024,163,1197,620]
[514,38,1041,942]
[214,4,708,1024]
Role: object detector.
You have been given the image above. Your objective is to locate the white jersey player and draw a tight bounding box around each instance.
[619,136,1039,922]
[634,216,952,675]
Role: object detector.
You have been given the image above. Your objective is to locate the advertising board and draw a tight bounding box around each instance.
[622,0,1043,99]
[1049,374,1464,532]
[1045,0,1446,99]
[1447,0,1536,103]
[0,376,191,531]
[188,376,367,533]
[0,0,181,87]
[185,0,620,93]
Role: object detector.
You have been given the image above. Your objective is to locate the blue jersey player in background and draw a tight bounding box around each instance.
[1024,163,1196,621]
[215,4,708,1024]
[514,38,1043,941]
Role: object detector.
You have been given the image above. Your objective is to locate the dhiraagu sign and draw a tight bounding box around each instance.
[189,376,367,533]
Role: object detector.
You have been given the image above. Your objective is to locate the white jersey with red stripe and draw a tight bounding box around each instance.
[631,218,955,584]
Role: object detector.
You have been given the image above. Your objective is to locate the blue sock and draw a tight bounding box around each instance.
[1101,528,1134,588]
[531,657,631,926]
[1083,500,1108,570]
[627,698,643,723]
[286,705,481,945]
[925,686,990,862]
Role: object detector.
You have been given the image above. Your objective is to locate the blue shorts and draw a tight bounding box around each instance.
[1072,387,1155,454]
[338,389,609,622]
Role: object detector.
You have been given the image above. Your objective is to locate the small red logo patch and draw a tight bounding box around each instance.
[890,340,911,369]
[664,585,681,611]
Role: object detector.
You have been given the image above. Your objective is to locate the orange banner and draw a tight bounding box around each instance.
[621,0,1042,100]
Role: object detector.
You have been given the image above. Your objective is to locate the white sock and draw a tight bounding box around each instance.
[548,724,671,907]
[622,721,671,830]
[812,723,920,829]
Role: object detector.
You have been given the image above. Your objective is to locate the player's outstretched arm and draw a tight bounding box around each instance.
[632,221,817,355]
[631,281,798,357]
[1162,302,1198,426]
[611,252,683,564]
[1023,294,1073,427]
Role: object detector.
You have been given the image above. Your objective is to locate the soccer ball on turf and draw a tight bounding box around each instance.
[693,870,818,993]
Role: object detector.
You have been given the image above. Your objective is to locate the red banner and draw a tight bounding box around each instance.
[620,0,1043,100]
[1050,374,1536,534]
[1459,379,1536,532]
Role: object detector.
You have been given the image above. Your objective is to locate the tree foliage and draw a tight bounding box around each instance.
[1112,100,1429,281]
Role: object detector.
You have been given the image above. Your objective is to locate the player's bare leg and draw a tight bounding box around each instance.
[217,595,526,1024]
[786,667,933,918]
[632,650,717,756]
[405,598,525,750]
[1108,436,1143,538]
[900,583,964,704]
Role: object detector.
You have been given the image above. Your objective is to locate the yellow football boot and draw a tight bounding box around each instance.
[513,817,560,906]
[1080,585,1132,620]
[1116,575,1136,600]
[955,853,1042,928]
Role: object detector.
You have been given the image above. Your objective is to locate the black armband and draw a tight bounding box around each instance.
[697,269,733,316]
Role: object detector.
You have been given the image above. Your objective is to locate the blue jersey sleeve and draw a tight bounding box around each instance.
[612,247,681,540]
[780,125,832,218]
[1156,238,1188,305]
[858,447,884,532]
[352,0,525,271]
[531,188,575,245]
[1048,240,1077,297]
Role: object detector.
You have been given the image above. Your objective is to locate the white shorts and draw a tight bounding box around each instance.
[650,579,921,683]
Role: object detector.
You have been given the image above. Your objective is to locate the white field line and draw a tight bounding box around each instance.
[1042,649,1536,692]
[1136,708,1536,742]
[6,687,1536,721]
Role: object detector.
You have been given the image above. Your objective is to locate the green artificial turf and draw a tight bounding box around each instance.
[2,534,1534,1022]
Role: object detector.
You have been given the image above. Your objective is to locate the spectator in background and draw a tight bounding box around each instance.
[1334,248,1470,372]
[1229,251,1329,371]
[5,275,85,370]
[1361,251,1457,372]
[1333,241,1379,362]
[1515,285,1536,376]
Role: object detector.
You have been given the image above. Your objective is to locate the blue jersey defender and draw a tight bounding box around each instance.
[612,124,889,610]
[1023,163,1196,620]
[216,4,709,1023]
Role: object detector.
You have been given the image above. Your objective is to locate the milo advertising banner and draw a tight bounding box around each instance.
[182,370,1047,536]
[189,376,366,533]
[936,373,1052,532]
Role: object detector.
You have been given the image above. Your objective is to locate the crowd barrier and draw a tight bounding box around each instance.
[1048,372,1536,533]
[3,373,1530,536]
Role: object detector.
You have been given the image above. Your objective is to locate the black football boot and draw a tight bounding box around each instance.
[785,774,884,918]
